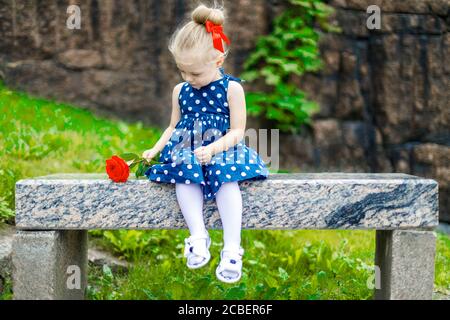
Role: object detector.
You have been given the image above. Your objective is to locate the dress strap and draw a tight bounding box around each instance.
[220,66,245,83]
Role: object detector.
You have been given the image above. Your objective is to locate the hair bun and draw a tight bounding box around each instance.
[192,4,225,25]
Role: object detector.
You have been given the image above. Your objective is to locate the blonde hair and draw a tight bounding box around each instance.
[168,2,229,65]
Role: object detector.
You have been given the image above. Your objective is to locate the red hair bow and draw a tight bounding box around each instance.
[205,20,230,53]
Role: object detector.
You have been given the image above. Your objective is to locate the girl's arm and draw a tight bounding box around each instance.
[205,81,246,155]
[149,83,183,153]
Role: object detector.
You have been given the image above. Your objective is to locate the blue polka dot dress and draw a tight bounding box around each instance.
[145,67,269,201]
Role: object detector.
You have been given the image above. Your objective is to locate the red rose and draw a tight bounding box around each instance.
[105,155,130,183]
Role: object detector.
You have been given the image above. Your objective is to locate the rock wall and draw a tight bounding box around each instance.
[0,0,276,123]
[286,0,449,221]
[0,0,448,221]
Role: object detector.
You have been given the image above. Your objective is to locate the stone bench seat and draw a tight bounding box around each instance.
[12,173,439,300]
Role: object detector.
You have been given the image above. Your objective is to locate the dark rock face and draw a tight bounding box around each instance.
[290,0,449,221]
[0,0,276,125]
[0,0,448,221]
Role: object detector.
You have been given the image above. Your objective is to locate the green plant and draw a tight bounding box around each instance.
[0,196,15,224]
[87,264,122,300]
[97,230,171,261]
[119,152,162,179]
[0,276,13,300]
[241,0,340,133]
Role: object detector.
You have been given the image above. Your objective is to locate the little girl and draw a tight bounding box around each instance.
[142,3,269,283]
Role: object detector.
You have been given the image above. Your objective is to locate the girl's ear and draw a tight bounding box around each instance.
[216,55,225,67]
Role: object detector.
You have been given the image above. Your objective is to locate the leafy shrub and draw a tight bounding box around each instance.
[242,0,340,133]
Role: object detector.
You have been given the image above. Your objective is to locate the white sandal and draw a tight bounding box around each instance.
[215,247,244,283]
[183,232,211,269]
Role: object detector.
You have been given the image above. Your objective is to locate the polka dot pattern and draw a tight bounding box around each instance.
[145,67,269,201]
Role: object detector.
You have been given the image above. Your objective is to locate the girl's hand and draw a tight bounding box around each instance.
[194,146,213,165]
[142,148,158,161]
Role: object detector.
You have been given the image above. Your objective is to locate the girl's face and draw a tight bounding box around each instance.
[176,58,222,90]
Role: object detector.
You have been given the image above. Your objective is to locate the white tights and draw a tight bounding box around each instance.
[175,182,243,252]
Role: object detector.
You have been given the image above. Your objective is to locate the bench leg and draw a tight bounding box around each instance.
[374,230,436,300]
[12,230,88,300]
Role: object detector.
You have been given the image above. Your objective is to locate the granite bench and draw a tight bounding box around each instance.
[12,173,439,300]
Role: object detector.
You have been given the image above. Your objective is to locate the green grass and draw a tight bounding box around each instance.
[0,81,161,223]
[87,229,377,300]
[86,229,450,300]
[0,81,449,300]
